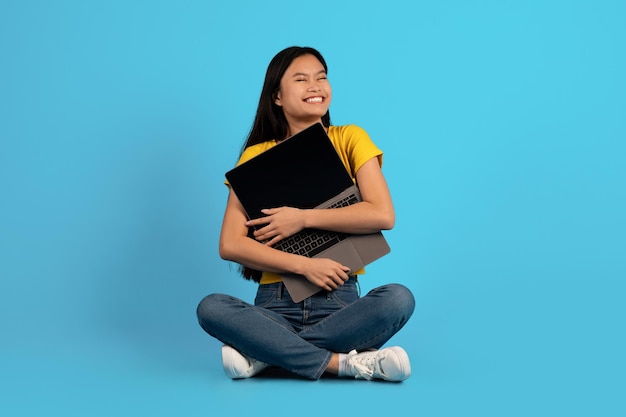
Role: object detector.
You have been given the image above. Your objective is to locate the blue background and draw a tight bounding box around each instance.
[1,1,624,416]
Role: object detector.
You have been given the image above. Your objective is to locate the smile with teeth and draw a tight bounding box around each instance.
[305,97,324,103]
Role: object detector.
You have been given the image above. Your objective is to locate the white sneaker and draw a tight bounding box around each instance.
[221,345,269,379]
[345,346,411,381]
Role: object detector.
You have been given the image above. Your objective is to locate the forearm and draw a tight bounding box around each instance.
[302,156,395,234]
[219,234,309,275]
[303,201,395,234]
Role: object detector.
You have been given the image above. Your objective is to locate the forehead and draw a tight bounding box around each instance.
[285,54,325,74]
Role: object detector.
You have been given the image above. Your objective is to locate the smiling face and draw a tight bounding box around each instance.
[274,54,332,135]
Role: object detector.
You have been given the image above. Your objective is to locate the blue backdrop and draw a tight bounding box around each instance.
[1,1,624,416]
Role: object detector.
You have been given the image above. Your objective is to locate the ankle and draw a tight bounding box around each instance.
[325,353,340,375]
[337,352,351,377]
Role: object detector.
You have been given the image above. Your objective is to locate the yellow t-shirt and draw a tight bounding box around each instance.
[229,124,383,284]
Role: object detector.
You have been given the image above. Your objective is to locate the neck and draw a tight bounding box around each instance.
[284,117,325,139]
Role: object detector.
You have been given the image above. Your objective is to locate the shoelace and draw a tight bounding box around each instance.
[346,350,383,380]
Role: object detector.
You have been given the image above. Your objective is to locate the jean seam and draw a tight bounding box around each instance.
[312,350,334,380]
[255,285,282,308]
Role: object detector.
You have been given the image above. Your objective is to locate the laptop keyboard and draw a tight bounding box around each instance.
[272,193,359,257]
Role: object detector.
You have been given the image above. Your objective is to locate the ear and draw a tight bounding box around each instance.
[274,91,282,106]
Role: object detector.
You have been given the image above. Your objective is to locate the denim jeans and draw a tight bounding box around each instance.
[196,278,415,380]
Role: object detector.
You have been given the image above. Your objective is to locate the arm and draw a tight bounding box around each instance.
[219,190,350,290]
[304,156,395,232]
[247,156,395,245]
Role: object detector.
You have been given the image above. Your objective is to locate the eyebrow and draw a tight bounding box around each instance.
[291,70,327,78]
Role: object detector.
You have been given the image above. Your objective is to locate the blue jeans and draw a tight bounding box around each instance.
[196,278,415,379]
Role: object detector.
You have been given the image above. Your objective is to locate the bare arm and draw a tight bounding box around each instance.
[219,190,350,290]
[247,157,394,245]
[304,156,395,232]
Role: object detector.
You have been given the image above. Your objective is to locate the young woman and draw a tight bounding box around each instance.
[196,46,415,381]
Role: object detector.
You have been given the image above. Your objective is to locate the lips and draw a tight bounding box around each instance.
[304,97,324,103]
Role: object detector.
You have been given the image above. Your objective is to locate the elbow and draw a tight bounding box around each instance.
[378,209,395,231]
[218,244,229,261]
[381,214,395,230]
[219,239,238,261]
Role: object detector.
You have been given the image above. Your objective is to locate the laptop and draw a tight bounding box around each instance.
[225,123,390,302]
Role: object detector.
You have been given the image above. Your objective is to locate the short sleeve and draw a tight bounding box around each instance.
[328,125,383,179]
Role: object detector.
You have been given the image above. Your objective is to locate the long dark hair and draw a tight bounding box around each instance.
[242,46,331,152]
[239,46,332,282]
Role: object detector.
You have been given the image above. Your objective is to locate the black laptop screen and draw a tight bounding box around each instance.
[225,123,354,221]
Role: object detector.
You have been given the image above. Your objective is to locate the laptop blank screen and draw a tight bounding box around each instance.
[225,124,354,221]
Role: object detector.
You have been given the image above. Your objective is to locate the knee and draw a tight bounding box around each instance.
[196,293,232,327]
[391,284,415,315]
[372,284,415,318]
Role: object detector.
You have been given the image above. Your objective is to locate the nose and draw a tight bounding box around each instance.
[308,80,321,92]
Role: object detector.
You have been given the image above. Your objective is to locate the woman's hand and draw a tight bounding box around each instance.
[301,258,351,291]
[245,206,306,246]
